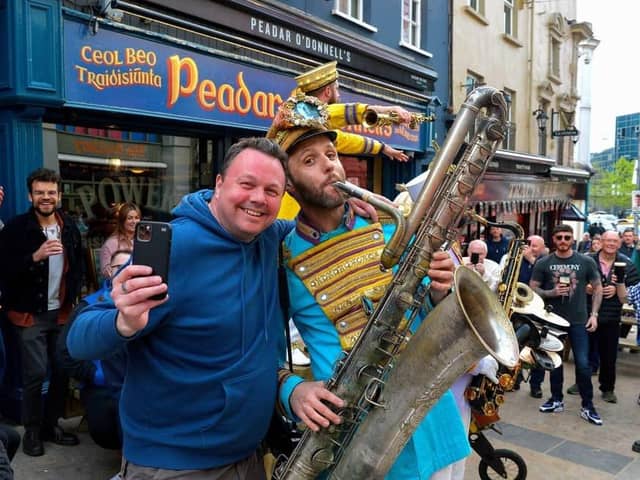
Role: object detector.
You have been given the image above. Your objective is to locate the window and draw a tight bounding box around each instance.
[504,0,517,36]
[401,0,421,48]
[549,36,561,79]
[336,0,364,22]
[333,0,376,31]
[464,71,483,96]
[469,0,484,15]
[502,88,516,150]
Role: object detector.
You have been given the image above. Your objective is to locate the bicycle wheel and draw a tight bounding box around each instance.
[478,448,527,480]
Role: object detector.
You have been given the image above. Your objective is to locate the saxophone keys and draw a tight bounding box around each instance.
[363,377,387,409]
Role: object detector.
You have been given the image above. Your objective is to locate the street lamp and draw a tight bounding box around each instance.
[533,108,548,155]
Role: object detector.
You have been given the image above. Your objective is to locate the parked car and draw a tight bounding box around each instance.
[617,219,636,234]
[588,212,618,231]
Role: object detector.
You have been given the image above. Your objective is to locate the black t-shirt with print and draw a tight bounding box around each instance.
[531,251,600,325]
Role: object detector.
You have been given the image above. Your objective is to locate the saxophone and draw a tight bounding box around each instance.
[273,86,519,480]
[464,211,527,317]
[463,213,527,427]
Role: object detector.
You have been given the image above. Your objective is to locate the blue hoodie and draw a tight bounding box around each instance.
[67,190,292,470]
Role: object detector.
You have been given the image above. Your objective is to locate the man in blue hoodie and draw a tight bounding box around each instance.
[67,137,292,479]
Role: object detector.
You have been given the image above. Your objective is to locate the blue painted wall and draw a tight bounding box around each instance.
[0,0,63,219]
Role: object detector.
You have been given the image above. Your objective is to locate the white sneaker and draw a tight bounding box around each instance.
[291,347,311,366]
[108,474,122,480]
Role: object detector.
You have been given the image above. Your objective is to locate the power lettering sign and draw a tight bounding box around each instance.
[63,19,424,151]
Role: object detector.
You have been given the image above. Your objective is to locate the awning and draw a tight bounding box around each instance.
[561,203,587,222]
[473,199,571,217]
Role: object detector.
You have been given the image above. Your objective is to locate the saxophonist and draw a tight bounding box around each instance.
[269,116,471,479]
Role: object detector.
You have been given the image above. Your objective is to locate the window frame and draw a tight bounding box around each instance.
[332,0,377,32]
[401,0,421,49]
[469,0,484,15]
[504,0,516,37]
[502,88,516,150]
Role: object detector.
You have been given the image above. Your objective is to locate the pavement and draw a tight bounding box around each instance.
[7,347,640,479]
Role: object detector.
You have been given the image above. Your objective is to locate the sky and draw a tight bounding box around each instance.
[576,1,640,153]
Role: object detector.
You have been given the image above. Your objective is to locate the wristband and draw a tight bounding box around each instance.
[590,312,598,317]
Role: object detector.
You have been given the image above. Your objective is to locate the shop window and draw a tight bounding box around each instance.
[401,0,421,48]
[55,125,159,143]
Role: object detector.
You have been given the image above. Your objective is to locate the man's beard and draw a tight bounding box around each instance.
[290,177,345,209]
[33,201,56,217]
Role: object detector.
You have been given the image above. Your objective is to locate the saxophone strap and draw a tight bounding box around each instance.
[288,223,392,350]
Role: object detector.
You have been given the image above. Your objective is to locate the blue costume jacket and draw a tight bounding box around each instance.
[279,211,470,479]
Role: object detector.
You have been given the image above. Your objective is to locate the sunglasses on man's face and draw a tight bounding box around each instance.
[554,235,572,241]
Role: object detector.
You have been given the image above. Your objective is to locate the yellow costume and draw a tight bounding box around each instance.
[277,62,385,219]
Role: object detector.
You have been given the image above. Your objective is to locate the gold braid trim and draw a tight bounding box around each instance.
[288,223,392,350]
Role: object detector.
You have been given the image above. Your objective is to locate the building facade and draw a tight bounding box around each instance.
[591,147,617,173]
[451,0,595,241]
[0,0,445,225]
[615,112,640,162]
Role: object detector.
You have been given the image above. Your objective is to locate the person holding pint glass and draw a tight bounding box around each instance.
[530,224,603,425]
[584,230,639,404]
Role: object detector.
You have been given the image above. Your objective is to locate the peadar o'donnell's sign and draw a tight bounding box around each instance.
[63,18,425,151]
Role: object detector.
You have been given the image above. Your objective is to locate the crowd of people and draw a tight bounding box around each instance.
[0,60,639,479]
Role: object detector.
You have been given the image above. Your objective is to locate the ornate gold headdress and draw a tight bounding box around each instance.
[266,94,335,153]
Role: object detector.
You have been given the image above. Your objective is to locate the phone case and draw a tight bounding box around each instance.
[132,221,172,300]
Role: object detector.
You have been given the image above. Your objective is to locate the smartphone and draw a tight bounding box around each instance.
[470,252,480,265]
[132,221,172,300]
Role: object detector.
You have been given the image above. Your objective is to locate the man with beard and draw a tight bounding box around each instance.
[276,62,413,219]
[269,118,470,479]
[530,224,603,425]
[0,168,82,456]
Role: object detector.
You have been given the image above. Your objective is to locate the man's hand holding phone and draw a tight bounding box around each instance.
[112,265,168,337]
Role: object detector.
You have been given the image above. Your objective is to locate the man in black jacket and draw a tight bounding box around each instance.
[0,168,83,456]
[585,230,640,404]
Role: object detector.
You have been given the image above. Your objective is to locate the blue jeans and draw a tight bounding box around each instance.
[550,323,594,408]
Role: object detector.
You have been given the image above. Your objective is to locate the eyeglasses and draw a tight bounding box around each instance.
[554,235,572,241]
[110,264,124,270]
